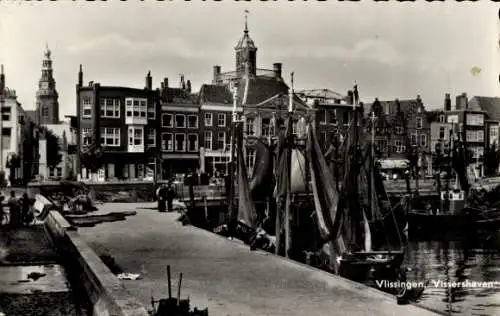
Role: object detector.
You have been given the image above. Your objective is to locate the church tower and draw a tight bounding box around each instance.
[235,11,257,76]
[36,44,59,125]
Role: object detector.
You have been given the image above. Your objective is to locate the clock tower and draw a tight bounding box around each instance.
[36,44,59,125]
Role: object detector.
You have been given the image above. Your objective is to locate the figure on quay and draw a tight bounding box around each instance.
[166,182,176,213]
[157,184,167,213]
[7,191,20,227]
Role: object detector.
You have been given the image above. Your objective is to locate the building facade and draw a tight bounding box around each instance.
[202,17,310,176]
[445,93,486,178]
[36,45,60,125]
[296,89,350,151]
[39,116,78,180]
[0,65,36,183]
[76,67,161,181]
[159,76,200,180]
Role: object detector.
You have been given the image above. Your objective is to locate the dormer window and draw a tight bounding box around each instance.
[439,115,445,123]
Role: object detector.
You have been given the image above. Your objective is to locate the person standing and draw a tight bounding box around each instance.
[157,185,167,213]
[21,193,32,225]
[0,195,5,225]
[166,182,176,212]
[7,191,19,228]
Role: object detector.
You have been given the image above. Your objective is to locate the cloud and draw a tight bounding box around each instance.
[269,38,406,67]
[66,34,223,60]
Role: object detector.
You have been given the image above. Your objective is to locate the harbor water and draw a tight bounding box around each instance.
[403,237,500,316]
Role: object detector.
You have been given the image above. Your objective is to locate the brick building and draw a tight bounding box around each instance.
[159,76,200,180]
[200,16,310,176]
[76,67,161,181]
[295,89,350,151]
[444,93,486,178]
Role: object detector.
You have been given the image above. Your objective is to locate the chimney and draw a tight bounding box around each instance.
[88,81,93,87]
[213,65,221,83]
[186,80,192,93]
[161,82,165,91]
[273,63,282,78]
[163,77,169,88]
[0,64,4,93]
[455,93,467,110]
[444,93,451,111]
[145,71,152,90]
[78,64,83,87]
[180,75,185,89]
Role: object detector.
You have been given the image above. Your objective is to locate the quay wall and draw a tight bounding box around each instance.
[43,210,150,316]
[27,180,445,203]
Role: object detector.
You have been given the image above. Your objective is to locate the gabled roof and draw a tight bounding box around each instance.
[162,87,197,104]
[199,84,233,104]
[253,93,309,112]
[468,96,500,121]
[238,76,289,106]
[295,89,345,100]
[425,110,446,123]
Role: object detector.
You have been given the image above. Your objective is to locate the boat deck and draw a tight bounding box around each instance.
[77,203,439,316]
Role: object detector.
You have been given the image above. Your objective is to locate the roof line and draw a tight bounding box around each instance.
[254,94,282,107]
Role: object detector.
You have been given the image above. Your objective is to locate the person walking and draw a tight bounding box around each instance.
[21,193,32,226]
[157,185,167,213]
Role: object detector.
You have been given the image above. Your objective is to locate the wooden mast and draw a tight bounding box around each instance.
[228,86,239,233]
[370,111,376,221]
[284,72,294,258]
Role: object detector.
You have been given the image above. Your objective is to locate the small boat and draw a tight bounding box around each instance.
[148,265,208,316]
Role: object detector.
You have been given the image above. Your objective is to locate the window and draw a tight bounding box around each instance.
[49,167,62,178]
[478,130,484,142]
[204,113,213,127]
[466,114,484,126]
[175,133,186,151]
[410,133,417,146]
[466,130,484,142]
[128,127,143,146]
[319,109,327,125]
[439,115,445,123]
[204,131,213,150]
[125,98,147,118]
[1,128,11,150]
[147,102,156,119]
[395,126,403,134]
[439,126,446,139]
[81,128,92,145]
[82,97,92,118]
[262,118,271,137]
[187,115,198,128]
[343,111,349,126]
[162,133,173,151]
[147,128,156,148]
[217,114,226,127]
[292,120,298,135]
[1,107,11,121]
[40,106,48,118]
[416,117,423,129]
[330,109,337,125]
[100,127,120,146]
[100,98,120,118]
[188,134,198,152]
[162,114,173,127]
[217,132,225,150]
[394,140,405,153]
[246,117,255,136]
[447,115,459,124]
[175,114,186,128]
[246,149,256,173]
[420,134,427,147]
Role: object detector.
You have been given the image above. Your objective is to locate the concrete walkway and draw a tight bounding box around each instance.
[78,203,438,316]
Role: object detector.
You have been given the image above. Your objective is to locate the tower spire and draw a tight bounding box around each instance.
[244,9,249,34]
[45,43,51,59]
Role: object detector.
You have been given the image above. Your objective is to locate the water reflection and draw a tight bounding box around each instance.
[405,238,500,315]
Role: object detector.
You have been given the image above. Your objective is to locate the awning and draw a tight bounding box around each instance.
[378,159,409,170]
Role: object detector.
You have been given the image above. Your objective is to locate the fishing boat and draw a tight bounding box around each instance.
[407,130,500,235]
[302,85,407,285]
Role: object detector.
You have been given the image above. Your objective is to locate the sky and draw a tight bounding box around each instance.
[0,1,498,117]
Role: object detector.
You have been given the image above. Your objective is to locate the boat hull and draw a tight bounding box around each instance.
[339,251,405,288]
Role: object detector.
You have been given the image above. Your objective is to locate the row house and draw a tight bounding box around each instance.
[296,89,351,151]
[363,96,431,176]
[444,93,486,178]
[76,68,161,181]
[159,76,200,180]
[198,83,235,177]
